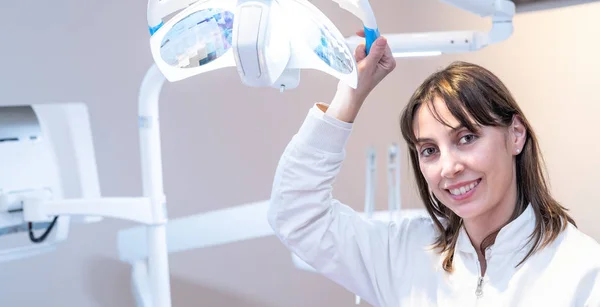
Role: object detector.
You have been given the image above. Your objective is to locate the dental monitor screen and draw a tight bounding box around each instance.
[0,103,101,264]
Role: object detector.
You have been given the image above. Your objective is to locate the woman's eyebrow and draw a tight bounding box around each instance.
[415,137,435,144]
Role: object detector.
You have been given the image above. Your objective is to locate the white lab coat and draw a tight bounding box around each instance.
[267,103,600,307]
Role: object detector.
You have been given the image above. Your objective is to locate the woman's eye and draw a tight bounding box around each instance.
[420,147,436,157]
[459,134,478,144]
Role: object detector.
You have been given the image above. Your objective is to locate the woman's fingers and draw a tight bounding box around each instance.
[354,43,367,62]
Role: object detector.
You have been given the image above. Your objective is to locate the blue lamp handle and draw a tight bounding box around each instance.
[363,26,380,55]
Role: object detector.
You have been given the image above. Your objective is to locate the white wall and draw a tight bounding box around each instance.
[0,0,599,306]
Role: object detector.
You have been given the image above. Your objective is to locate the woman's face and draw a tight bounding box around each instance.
[413,98,526,225]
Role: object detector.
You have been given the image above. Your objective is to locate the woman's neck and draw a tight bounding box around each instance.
[463,195,517,260]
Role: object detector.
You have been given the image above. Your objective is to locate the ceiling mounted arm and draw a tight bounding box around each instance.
[345,0,516,57]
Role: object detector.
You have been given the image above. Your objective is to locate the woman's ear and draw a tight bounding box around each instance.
[511,115,527,155]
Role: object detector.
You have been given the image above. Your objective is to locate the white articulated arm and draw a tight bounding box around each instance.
[443,0,516,46]
[345,0,515,57]
[117,200,274,264]
[439,0,498,17]
[0,244,57,263]
[22,197,157,225]
[131,260,153,307]
[137,63,172,307]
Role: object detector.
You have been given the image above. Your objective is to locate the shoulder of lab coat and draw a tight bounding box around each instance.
[559,224,600,306]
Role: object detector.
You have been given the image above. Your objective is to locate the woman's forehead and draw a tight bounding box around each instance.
[413,98,463,137]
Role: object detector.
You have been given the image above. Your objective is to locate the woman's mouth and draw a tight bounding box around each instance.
[446,179,481,201]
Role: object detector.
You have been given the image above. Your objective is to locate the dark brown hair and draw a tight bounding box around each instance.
[399,61,575,272]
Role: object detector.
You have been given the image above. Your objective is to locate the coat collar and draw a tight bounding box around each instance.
[456,204,536,256]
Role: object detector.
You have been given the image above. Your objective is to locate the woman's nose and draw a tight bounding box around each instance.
[440,151,464,179]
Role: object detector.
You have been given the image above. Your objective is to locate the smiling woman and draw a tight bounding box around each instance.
[399,61,573,274]
[268,36,600,306]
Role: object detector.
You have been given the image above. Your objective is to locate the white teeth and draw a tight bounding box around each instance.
[449,181,479,196]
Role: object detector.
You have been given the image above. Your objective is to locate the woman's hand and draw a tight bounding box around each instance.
[326,31,396,123]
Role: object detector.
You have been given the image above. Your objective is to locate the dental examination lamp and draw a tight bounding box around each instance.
[145,0,385,91]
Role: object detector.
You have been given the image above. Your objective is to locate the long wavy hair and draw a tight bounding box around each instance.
[399,61,575,272]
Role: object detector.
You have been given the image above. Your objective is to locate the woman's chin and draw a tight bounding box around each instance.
[447,201,482,220]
